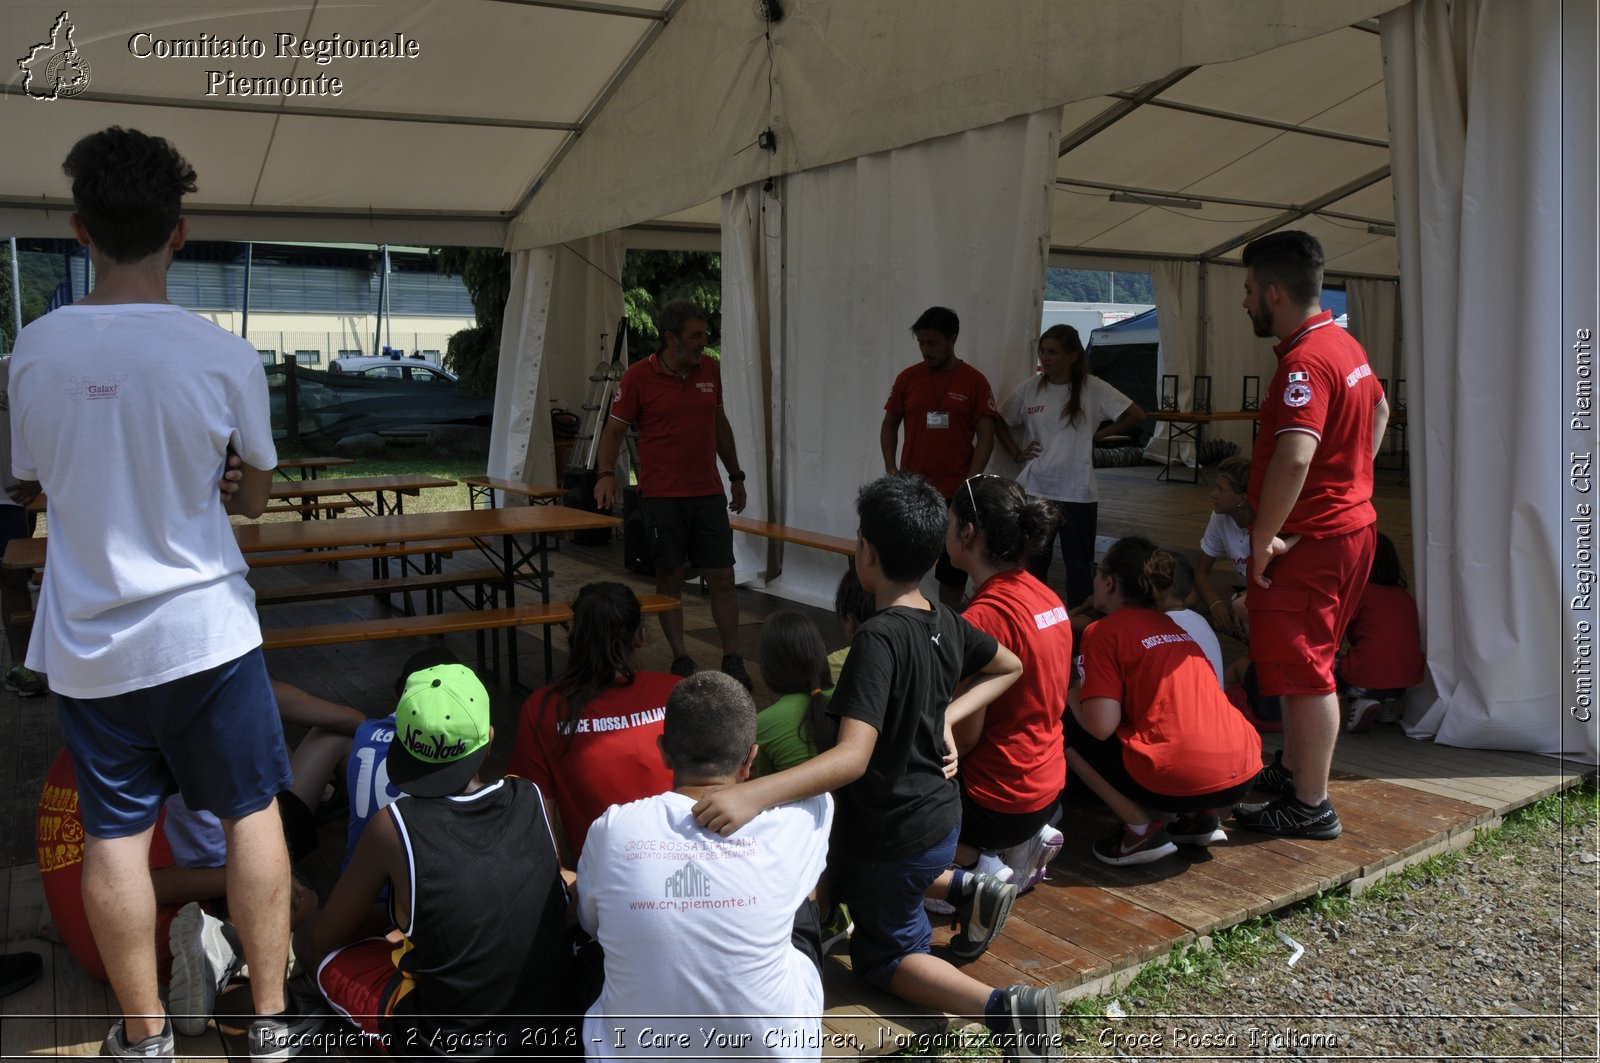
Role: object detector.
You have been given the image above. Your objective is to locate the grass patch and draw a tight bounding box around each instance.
[1059,779,1597,1017]
[272,446,493,515]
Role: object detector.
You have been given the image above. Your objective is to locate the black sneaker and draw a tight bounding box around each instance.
[1168,813,1227,846]
[248,987,330,1061]
[1092,823,1177,866]
[950,871,1017,960]
[1233,796,1343,839]
[1254,748,1295,795]
[669,655,696,678]
[994,984,1062,1062]
[720,653,754,691]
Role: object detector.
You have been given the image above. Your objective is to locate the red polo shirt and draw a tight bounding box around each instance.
[1248,311,1382,537]
[609,353,724,497]
[885,359,998,498]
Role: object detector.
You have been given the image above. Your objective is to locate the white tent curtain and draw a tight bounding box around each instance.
[1383,0,1594,760]
[721,110,1060,607]
[1200,262,1268,458]
[1346,277,1401,394]
[1144,261,1202,466]
[718,184,781,585]
[487,234,624,497]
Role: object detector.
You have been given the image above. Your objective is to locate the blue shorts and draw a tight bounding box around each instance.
[57,648,291,839]
[829,824,959,987]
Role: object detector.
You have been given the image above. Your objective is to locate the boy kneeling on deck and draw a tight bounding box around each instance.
[693,474,1063,1063]
[295,663,579,1056]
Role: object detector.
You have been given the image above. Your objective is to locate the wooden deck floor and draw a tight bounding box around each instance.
[0,462,1587,1058]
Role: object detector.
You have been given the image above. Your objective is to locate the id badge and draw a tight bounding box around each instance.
[925,411,950,429]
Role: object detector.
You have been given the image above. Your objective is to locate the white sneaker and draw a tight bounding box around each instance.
[974,851,1016,883]
[167,902,241,1037]
[997,822,1065,892]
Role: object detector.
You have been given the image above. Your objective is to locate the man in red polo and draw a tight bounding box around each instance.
[1232,231,1389,840]
[880,306,998,607]
[594,300,751,689]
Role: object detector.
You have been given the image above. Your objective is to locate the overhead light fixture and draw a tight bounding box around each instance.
[1109,191,1203,210]
[1367,223,1397,237]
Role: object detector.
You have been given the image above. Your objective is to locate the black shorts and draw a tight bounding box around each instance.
[640,494,735,571]
[959,790,1059,851]
[1064,714,1254,816]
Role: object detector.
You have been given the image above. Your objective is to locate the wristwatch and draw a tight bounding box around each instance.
[728,471,746,483]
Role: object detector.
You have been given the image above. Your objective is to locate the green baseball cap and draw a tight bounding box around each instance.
[386,663,491,797]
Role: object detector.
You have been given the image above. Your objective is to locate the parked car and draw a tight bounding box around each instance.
[269,357,490,442]
[328,353,457,384]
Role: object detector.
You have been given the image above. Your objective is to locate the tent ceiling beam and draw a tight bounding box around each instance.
[1057,68,1198,157]
[0,194,510,225]
[1054,177,1392,227]
[1111,94,1389,149]
[512,0,688,219]
[1049,244,1399,284]
[478,0,669,19]
[1197,164,1392,260]
[0,85,579,131]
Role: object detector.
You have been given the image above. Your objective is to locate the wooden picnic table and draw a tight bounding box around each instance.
[460,475,566,509]
[267,473,458,517]
[6,506,621,688]
[729,516,856,557]
[1145,409,1261,484]
[275,456,354,481]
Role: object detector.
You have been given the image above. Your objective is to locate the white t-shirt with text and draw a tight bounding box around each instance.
[9,304,276,697]
[1200,512,1251,583]
[578,790,832,1060]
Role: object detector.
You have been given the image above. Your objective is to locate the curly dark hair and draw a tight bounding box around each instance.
[62,128,196,264]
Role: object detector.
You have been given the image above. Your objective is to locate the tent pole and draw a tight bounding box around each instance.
[373,244,388,355]
[240,242,253,348]
[8,238,21,342]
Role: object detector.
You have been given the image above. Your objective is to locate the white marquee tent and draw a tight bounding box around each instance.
[2,0,1593,760]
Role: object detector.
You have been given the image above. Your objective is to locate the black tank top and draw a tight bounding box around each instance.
[388,778,576,1055]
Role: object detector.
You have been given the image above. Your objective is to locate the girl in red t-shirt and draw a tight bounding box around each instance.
[941,474,1070,890]
[506,582,680,864]
[1068,537,1263,866]
[1340,533,1426,733]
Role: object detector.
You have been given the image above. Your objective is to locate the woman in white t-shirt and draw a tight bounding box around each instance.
[1195,456,1253,637]
[998,324,1144,609]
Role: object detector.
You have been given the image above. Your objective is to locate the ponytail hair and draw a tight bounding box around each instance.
[543,582,641,747]
[948,474,1059,567]
[1143,548,1195,603]
[1101,536,1160,608]
[1037,324,1087,425]
[759,611,838,751]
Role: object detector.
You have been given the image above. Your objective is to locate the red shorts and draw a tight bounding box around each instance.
[1248,524,1376,696]
[316,937,408,1051]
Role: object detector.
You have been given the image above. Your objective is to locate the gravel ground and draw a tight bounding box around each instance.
[1054,786,1599,1061]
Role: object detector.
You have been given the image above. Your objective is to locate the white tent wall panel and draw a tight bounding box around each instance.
[1383,0,1591,761]
[737,110,1059,606]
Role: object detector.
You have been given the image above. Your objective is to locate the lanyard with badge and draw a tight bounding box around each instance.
[925,365,953,430]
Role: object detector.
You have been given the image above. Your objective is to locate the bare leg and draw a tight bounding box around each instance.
[221,802,291,1018]
[702,568,740,655]
[886,953,995,1018]
[1280,691,1339,805]
[654,564,689,660]
[286,727,352,811]
[1065,747,1152,825]
[82,830,164,1040]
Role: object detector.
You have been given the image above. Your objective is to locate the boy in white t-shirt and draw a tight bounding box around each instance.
[579,671,833,1059]
[8,128,316,1061]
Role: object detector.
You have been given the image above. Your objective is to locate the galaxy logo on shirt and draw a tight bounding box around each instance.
[64,373,126,401]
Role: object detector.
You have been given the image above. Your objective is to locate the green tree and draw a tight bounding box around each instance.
[623,251,720,360]
[0,246,15,352]
[433,247,510,396]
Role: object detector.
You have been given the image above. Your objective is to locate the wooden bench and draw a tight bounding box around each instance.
[729,516,856,556]
[252,566,505,612]
[245,539,479,569]
[260,593,682,681]
[262,500,361,517]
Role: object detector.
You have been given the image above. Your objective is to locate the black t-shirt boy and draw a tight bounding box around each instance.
[827,603,999,860]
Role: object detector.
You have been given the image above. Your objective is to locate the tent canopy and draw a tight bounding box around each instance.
[3,0,1397,275]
